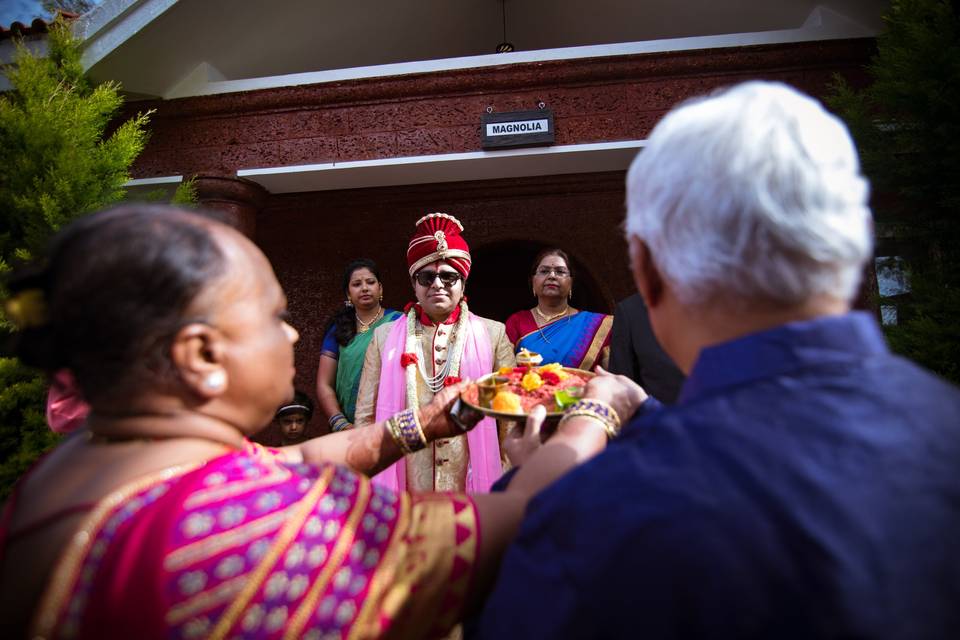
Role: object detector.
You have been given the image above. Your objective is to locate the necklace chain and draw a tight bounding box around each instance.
[356,305,384,333]
[534,305,569,323]
[406,303,468,394]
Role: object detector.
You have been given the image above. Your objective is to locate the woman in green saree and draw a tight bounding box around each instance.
[317,259,401,432]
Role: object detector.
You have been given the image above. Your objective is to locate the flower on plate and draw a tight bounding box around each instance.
[521,371,543,392]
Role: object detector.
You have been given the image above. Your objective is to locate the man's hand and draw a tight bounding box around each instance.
[584,366,648,425]
[417,381,483,440]
[503,405,547,467]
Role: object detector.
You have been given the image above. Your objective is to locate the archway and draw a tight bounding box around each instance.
[466,239,610,324]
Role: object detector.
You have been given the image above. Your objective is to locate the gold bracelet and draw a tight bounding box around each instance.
[383,408,427,454]
[558,399,621,439]
[383,416,406,453]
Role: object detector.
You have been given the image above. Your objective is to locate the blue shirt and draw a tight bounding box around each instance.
[475,312,960,639]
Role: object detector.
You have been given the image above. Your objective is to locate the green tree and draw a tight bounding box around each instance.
[0,18,192,498]
[828,0,960,383]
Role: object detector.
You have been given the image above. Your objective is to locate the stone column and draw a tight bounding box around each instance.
[193,176,267,239]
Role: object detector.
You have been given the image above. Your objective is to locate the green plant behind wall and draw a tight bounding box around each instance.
[828,0,960,383]
[0,18,169,499]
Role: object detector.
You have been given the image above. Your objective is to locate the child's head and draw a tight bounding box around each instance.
[275,390,314,442]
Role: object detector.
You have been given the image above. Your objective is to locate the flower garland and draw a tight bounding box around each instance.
[402,300,469,411]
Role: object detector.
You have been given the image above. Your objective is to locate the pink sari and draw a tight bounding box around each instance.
[371,313,502,493]
[31,442,479,639]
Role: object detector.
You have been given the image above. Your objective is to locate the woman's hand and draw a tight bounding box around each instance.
[583,366,648,425]
[503,405,547,467]
[417,381,484,440]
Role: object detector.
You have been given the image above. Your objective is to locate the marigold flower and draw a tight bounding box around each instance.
[521,371,543,392]
[400,353,418,367]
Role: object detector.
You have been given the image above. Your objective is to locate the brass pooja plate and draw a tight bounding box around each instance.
[459,367,595,420]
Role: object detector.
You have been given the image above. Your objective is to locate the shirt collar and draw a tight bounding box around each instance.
[679,312,888,403]
[414,303,461,326]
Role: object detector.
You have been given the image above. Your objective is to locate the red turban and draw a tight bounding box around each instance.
[406,213,471,278]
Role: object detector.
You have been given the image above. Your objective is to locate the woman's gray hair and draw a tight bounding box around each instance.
[625,81,873,308]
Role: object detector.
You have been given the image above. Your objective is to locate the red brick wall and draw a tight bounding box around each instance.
[130,40,872,178]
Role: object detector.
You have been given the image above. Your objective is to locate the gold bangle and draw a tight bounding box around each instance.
[383,408,427,454]
[383,416,409,454]
[558,399,621,439]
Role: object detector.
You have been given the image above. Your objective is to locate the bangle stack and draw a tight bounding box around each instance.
[329,413,352,432]
[557,399,622,440]
[384,408,428,454]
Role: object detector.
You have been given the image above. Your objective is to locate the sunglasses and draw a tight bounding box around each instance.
[414,270,463,287]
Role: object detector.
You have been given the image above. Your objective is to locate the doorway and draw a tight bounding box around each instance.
[467,239,610,323]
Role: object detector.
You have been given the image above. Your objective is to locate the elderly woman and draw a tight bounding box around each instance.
[0,205,643,638]
[355,214,516,493]
[504,248,613,371]
[317,259,401,432]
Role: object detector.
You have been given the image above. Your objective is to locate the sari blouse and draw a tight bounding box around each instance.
[504,310,613,371]
[32,441,479,639]
[321,310,401,423]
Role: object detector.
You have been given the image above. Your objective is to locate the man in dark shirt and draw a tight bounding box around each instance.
[476,82,960,639]
[609,292,685,403]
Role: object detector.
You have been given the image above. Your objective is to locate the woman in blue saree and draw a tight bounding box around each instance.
[316,259,401,431]
[505,248,613,371]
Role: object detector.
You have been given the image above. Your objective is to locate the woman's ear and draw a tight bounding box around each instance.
[170,322,229,398]
[630,237,664,308]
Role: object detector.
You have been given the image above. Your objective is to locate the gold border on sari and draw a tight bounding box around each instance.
[31,462,202,639]
[163,507,296,571]
[208,465,337,640]
[369,493,479,640]
[577,315,613,370]
[283,476,373,639]
[347,491,412,639]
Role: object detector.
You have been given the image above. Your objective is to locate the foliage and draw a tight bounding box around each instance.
[0,358,56,498]
[828,0,960,383]
[0,19,152,265]
[0,17,185,499]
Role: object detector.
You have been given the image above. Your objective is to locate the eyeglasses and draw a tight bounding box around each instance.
[535,267,570,278]
[414,270,463,287]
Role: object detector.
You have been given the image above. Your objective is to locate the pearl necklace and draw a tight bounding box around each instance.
[356,306,384,333]
[404,302,468,396]
[534,305,569,324]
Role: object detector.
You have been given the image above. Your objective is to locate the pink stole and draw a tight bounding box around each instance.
[372,313,502,493]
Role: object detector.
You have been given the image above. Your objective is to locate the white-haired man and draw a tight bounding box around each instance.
[475,82,960,638]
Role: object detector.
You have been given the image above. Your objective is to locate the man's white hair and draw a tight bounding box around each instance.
[625,81,873,308]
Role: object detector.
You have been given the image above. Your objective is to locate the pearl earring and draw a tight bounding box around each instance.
[203,370,226,392]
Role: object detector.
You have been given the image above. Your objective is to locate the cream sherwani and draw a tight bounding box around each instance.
[355,314,515,491]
